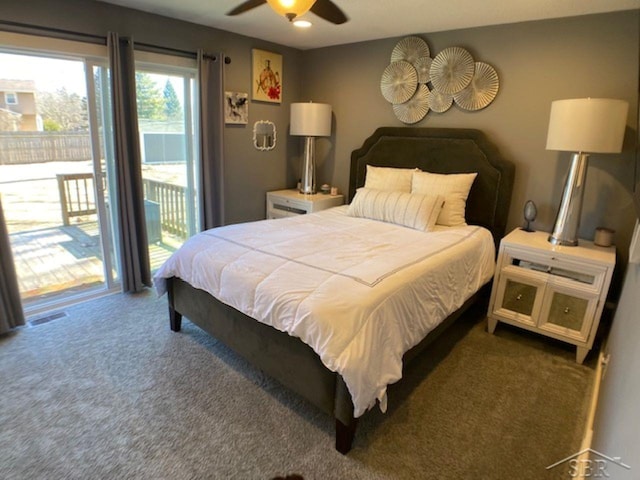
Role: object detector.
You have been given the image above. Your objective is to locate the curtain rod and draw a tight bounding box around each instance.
[0,20,106,45]
[135,42,231,64]
[0,20,231,64]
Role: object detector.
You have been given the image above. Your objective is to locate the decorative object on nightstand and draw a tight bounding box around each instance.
[487,228,615,364]
[266,189,344,219]
[546,98,628,246]
[594,227,614,247]
[522,200,537,232]
[290,102,332,195]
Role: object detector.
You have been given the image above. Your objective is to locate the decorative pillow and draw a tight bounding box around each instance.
[347,188,444,232]
[411,171,477,226]
[364,165,417,193]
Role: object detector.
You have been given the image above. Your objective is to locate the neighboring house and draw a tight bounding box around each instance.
[0,79,38,131]
[0,107,21,131]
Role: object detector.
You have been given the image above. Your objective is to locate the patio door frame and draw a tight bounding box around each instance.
[0,31,121,315]
[85,59,119,291]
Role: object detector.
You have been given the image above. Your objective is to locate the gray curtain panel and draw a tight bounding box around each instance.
[0,195,25,334]
[108,32,151,292]
[198,50,226,230]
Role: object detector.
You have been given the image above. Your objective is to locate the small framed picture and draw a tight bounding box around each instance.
[252,49,282,103]
[224,91,249,124]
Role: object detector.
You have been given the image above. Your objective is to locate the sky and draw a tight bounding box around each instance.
[0,52,185,101]
[0,52,87,95]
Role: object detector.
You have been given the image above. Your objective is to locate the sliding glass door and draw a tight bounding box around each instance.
[0,34,202,315]
[134,55,200,270]
[0,34,119,314]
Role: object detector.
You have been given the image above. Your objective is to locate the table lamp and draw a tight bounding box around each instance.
[546,98,628,246]
[290,102,332,194]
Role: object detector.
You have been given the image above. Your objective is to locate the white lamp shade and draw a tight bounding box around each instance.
[546,98,628,153]
[266,0,315,18]
[290,102,332,137]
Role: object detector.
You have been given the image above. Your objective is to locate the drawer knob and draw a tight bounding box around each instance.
[516,294,523,301]
[564,307,571,314]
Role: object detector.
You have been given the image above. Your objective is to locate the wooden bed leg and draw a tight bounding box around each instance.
[169,305,182,332]
[168,278,182,332]
[335,418,358,454]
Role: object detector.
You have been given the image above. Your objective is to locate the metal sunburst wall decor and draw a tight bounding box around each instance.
[380,36,500,124]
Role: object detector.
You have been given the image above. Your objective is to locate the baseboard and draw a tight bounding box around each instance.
[575,349,607,479]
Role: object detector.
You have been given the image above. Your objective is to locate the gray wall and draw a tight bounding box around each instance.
[302,11,639,275]
[0,0,305,225]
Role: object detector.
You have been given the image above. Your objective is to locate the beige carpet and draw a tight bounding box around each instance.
[0,290,594,479]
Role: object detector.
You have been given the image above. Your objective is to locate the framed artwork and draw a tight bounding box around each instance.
[224,91,249,124]
[252,49,282,103]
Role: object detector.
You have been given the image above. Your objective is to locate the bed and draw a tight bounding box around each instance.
[155,127,514,453]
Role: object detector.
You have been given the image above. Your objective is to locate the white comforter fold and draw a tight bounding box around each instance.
[154,206,495,417]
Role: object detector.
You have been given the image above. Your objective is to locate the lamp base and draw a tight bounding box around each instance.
[548,152,589,247]
[548,234,579,247]
[299,136,316,194]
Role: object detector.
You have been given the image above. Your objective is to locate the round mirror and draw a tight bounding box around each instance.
[253,120,276,151]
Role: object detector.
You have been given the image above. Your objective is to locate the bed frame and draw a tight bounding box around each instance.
[166,127,515,453]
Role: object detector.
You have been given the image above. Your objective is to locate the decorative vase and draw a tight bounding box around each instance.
[523,200,537,232]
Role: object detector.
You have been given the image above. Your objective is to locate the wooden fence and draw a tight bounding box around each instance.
[0,132,92,164]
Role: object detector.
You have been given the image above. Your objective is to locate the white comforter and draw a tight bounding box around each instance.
[154,206,495,417]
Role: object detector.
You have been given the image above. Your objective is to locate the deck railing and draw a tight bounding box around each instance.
[56,173,189,240]
[56,173,96,225]
[142,178,189,240]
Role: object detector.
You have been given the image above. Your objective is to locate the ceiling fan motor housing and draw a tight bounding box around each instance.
[266,0,316,20]
[227,0,348,25]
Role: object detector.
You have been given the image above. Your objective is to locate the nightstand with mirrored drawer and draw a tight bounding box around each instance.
[487,228,615,363]
[266,189,344,219]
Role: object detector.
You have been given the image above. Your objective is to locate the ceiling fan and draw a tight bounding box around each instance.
[227,0,348,25]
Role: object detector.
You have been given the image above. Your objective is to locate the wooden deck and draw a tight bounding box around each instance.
[10,221,175,302]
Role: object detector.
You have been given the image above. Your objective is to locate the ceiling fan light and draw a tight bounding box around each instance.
[266,0,316,20]
[293,19,312,28]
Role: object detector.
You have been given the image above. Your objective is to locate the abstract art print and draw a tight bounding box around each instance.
[252,49,282,103]
[224,91,249,124]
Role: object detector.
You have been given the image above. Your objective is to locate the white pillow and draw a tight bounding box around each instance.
[411,171,477,226]
[364,165,417,193]
[347,188,444,232]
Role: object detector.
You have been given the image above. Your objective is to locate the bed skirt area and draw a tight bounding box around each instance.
[167,276,488,453]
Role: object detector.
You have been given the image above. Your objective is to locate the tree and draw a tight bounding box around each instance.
[163,79,182,121]
[135,72,164,120]
[42,118,62,131]
[37,88,89,131]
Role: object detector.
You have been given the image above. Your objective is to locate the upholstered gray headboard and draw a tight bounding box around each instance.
[349,127,515,243]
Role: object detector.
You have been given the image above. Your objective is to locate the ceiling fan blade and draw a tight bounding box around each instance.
[226,0,267,16]
[310,0,348,24]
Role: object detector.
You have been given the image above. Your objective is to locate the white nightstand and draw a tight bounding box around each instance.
[266,189,344,219]
[487,228,615,363]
